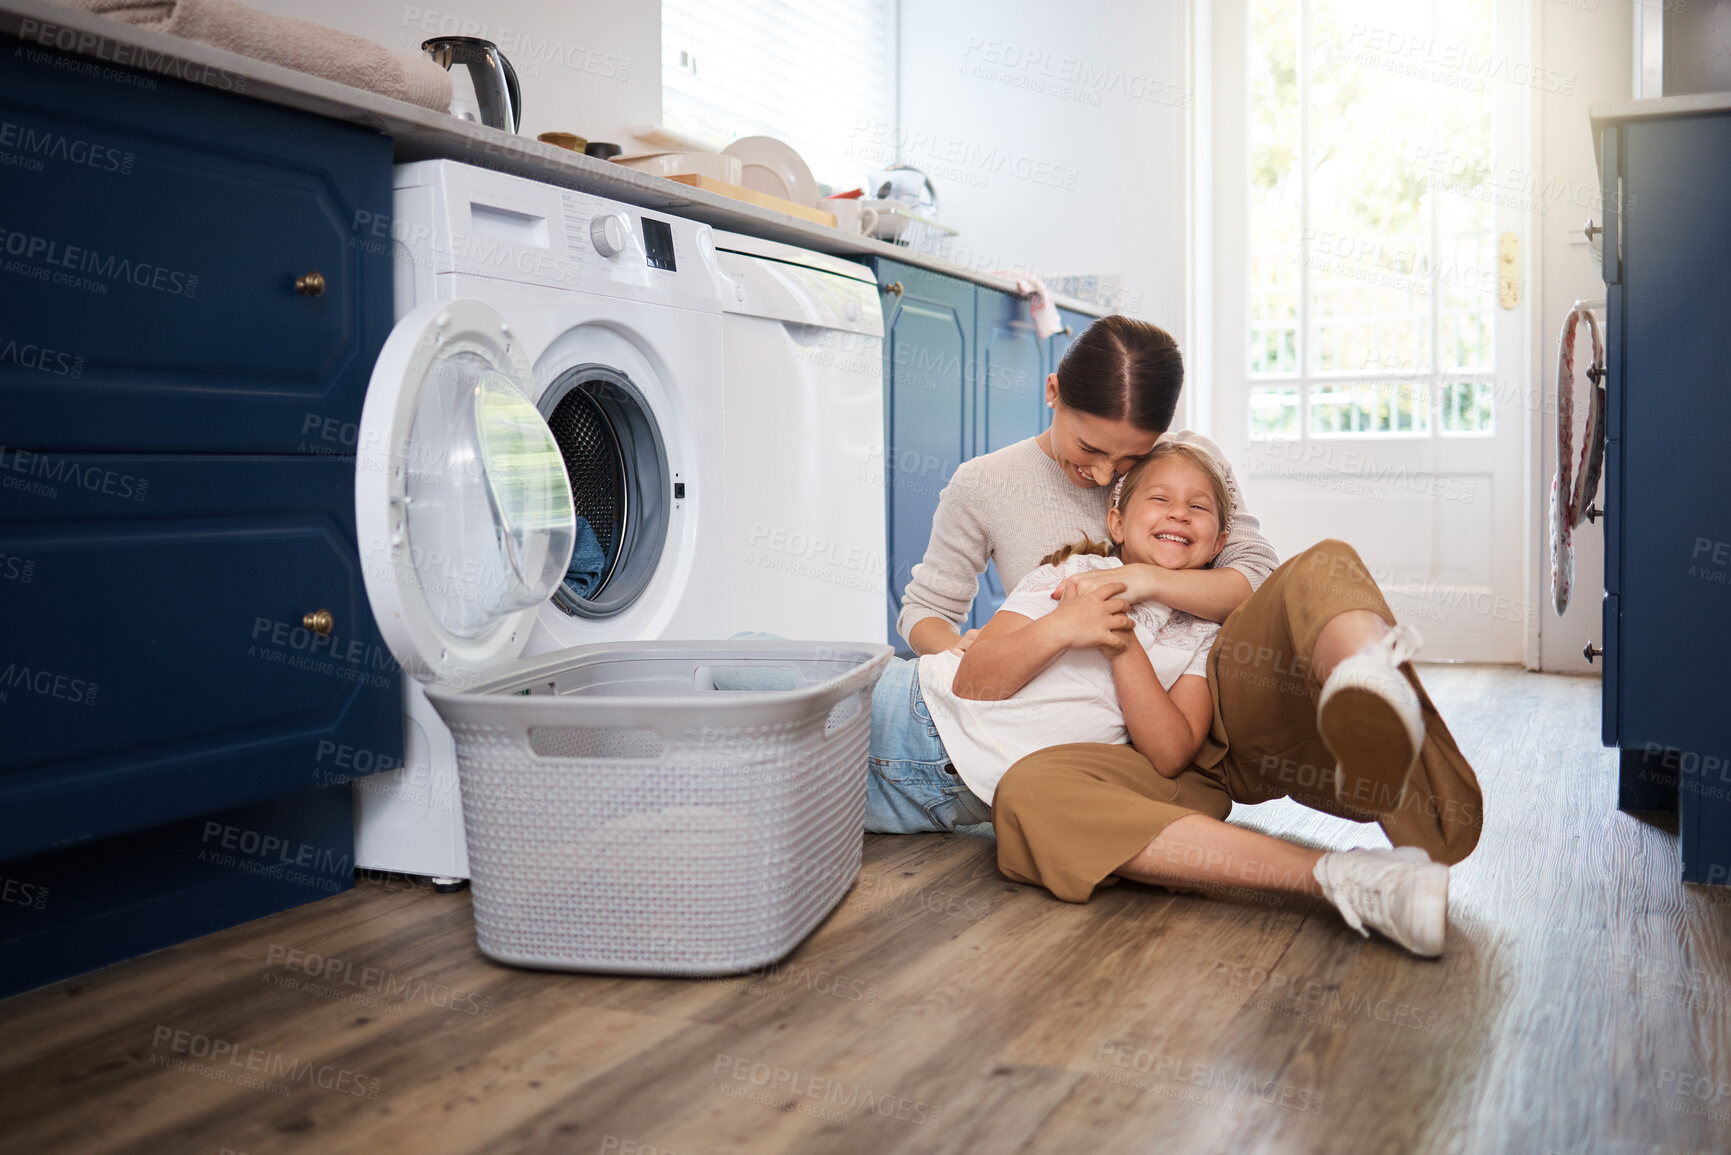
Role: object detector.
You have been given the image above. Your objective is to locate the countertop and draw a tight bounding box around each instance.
[0,0,1106,317]
[1590,90,1731,135]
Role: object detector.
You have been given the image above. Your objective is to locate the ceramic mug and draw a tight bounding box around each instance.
[826,199,881,236]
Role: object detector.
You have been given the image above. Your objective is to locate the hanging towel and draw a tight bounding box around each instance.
[53,0,453,112]
[990,270,1064,340]
[565,514,607,600]
[1549,304,1605,616]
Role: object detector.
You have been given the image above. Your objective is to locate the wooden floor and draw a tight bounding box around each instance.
[3,667,1729,1155]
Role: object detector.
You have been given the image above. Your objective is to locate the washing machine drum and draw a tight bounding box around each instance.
[540,366,671,618]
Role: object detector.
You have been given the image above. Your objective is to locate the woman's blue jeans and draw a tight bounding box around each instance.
[864,656,992,834]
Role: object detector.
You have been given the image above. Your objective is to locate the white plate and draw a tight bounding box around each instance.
[722,136,821,207]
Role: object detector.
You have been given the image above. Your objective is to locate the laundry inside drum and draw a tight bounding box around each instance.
[539,368,672,619]
[546,388,626,598]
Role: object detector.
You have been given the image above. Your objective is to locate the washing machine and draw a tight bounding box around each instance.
[352,159,728,884]
[712,231,886,643]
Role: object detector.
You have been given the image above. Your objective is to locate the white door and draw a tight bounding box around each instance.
[1209,0,1531,662]
[356,298,578,687]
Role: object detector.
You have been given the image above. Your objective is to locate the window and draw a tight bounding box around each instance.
[1247,0,1497,439]
[662,0,897,191]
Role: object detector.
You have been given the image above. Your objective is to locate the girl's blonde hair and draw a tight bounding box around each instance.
[1039,440,1234,568]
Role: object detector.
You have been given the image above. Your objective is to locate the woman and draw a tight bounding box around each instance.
[898,315,1482,955]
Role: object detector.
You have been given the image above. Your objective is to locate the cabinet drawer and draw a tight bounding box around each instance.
[0,454,400,858]
[0,38,392,454]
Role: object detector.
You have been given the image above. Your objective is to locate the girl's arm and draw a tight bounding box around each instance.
[952,583,1131,701]
[1101,565,1253,625]
[1110,642,1215,776]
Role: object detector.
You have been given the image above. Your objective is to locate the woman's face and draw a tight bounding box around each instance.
[1108,455,1229,570]
[1044,374,1161,488]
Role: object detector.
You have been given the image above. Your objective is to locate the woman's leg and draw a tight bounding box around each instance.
[1204,539,1484,865]
[864,657,989,834]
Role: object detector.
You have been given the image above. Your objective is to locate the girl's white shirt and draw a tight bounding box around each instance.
[917,554,1219,805]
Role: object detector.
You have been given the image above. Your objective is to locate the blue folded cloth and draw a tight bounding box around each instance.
[565,515,606,599]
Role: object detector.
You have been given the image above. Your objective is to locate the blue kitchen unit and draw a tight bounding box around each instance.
[865,257,1078,651]
[0,38,400,996]
[1596,107,1731,884]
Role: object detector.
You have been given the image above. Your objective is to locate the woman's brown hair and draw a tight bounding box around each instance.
[1053,314,1184,433]
[1039,440,1233,568]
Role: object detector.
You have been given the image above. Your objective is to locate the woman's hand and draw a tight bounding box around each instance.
[946,628,982,656]
[1045,582,1134,657]
[1054,562,1164,606]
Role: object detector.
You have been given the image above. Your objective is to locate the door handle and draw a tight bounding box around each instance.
[1583,641,1602,663]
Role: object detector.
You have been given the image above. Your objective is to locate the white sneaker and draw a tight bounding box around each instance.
[1313,848,1448,957]
[1318,624,1426,812]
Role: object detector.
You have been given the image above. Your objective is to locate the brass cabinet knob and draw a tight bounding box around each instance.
[882,281,903,296]
[303,609,334,636]
[1583,641,1602,664]
[295,271,326,297]
[1584,503,1602,524]
[1061,324,1073,336]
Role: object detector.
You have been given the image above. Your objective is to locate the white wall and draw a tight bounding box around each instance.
[894,0,1191,344]
[1529,0,1631,671]
[246,0,662,149]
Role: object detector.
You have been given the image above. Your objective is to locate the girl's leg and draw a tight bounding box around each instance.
[1116,814,1447,956]
[1114,813,1323,895]
[1205,539,1484,865]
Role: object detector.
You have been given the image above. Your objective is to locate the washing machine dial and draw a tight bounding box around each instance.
[590,213,628,258]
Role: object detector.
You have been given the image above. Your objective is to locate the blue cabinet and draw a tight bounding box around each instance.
[0,454,399,857]
[0,38,399,995]
[0,35,392,453]
[865,257,1092,651]
[874,259,976,651]
[1600,113,1731,883]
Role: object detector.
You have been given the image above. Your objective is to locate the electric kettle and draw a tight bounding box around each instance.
[422,37,521,133]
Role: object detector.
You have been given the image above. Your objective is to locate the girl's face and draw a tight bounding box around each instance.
[1043,374,1161,488]
[1108,456,1230,570]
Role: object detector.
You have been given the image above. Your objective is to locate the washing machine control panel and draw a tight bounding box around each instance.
[589,213,628,258]
[390,161,727,310]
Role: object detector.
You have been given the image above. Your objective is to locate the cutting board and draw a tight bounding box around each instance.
[665,174,837,228]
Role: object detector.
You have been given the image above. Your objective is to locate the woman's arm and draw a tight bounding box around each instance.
[952,583,1131,701]
[898,463,993,655]
[1110,644,1215,776]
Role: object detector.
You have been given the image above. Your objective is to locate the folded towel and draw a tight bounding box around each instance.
[990,270,1064,340]
[54,0,453,111]
[564,514,607,600]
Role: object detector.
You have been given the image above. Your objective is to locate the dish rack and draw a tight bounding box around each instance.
[861,199,958,258]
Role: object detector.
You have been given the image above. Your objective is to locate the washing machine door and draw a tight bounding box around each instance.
[357,300,577,685]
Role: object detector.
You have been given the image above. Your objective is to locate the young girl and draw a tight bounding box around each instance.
[866,441,1229,830]
[871,439,1452,957]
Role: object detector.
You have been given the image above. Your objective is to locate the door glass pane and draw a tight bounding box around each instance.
[1245,0,1498,440]
[1250,383,1301,438]
[1249,0,1301,376]
[1440,380,1496,433]
[1308,0,1433,374]
[1310,381,1430,435]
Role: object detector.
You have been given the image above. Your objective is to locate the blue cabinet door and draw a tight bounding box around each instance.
[971,287,1051,629]
[1618,116,1731,882]
[0,454,401,859]
[0,40,392,454]
[870,258,975,653]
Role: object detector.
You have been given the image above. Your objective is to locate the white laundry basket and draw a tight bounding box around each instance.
[422,639,892,975]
